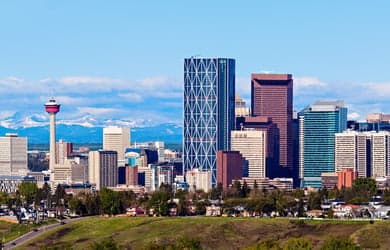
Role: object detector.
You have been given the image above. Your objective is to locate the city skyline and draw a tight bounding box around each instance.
[0,1,390,128]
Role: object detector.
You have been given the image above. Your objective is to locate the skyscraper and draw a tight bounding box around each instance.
[300,100,347,188]
[231,130,267,178]
[56,139,73,164]
[183,58,235,186]
[88,150,118,190]
[0,133,27,176]
[216,150,244,189]
[371,131,390,177]
[251,74,293,172]
[335,130,370,178]
[235,94,250,118]
[103,126,130,166]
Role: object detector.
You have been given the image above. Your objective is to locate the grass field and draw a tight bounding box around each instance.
[0,221,40,244]
[17,217,390,249]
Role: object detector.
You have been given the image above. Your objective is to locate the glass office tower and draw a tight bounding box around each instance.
[300,100,347,188]
[183,58,235,186]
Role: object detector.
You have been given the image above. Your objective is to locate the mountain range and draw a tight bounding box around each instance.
[0,113,182,144]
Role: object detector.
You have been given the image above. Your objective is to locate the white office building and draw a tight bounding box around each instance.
[231,130,267,178]
[103,126,130,166]
[0,134,28,176]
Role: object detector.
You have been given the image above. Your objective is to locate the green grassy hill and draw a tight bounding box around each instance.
[17,217,390,249]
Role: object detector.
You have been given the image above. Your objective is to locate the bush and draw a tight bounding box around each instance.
[289,219,306,227]
[283,237,312,250]
[89,237,119,250]
[320,237,361,250]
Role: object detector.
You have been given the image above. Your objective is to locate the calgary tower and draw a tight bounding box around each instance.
[45,98,61,172]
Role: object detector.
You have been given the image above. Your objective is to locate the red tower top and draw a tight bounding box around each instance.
[45,98,61,114]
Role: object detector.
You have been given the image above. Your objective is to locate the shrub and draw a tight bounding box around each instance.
[283,237,312,250]
[320,237,361,250]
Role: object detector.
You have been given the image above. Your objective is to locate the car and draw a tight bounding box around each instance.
[33,228,39,232]
[11,242,16,245]
[60,221,66,225]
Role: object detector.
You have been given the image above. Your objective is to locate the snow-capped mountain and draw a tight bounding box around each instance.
[0,113,183,144]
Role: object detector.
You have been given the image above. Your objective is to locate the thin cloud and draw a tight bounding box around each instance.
[294,76,327,89]
[118,93,144,102]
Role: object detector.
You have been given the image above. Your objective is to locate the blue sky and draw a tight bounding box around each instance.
[0,1,389,126]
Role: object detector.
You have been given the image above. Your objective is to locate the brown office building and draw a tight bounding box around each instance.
[217,151,244,189]
[251,74,293,172]
[125,165,138,186]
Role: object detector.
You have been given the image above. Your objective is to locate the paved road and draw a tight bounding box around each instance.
[4,217,86,250]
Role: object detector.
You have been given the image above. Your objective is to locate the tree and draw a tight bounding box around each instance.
[149,191,169,216]
[209,183,223,200]
[240,181,250,198]
[85,193,100,215]
[327,208,334,219]
[100,188,121,216]
[352,178,377,202]
[307,191,321,210]
[118,190,136,210]
[175,189,189,216]
[283,237,312,250]
[41,183,52,208]
[54,184,66,207]
[383,190,390,206]
[0,192,10,206]
[18,182,38,205]
[69,196,84,216]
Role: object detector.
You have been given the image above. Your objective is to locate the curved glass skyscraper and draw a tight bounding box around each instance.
[183,58,235,186]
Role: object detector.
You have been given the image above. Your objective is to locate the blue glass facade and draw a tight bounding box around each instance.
[301,101,347,188]
[183,58,235,186]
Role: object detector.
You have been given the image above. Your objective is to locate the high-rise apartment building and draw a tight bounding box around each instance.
[235,94,250,118]
[371,131,390,177]
[185,168,213,192]
[56,139,73,164]
[183,58,235,186]
[88,150,118,190]
[251,74,293,171]
[299,100,347,188]
[231,130,267,178]
[335,131,370,178]
[0,134,28,176]
[103,126,130,166]
[216,150,244,189]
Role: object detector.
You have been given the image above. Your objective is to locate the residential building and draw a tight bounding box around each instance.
[0,133,28,176]
[371,131,390,177]
[235,177,293,191]
[183,58,235,186]
[299,100,347,188]
[55,139,73,164]
[216,150,244,189]
[251,73,293,171]
[103,126,130,166]
[231,130,267,178]
[185,168,212,192]
[88,150,118,190]
[235,94,250,117]
[335,131,371,178]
